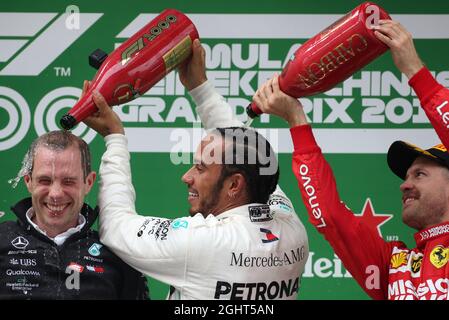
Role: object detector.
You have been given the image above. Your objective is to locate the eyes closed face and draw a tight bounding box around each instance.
[24,145,95,237]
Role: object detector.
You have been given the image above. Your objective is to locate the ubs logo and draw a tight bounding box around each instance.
[11,236,29,250]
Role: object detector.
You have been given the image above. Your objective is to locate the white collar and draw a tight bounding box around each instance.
[25,207,86,246]
[213,204,256,220]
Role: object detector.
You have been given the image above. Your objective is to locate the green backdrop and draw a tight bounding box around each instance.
[1,0,449,299]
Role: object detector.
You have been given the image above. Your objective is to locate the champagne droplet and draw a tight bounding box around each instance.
[8,177,21,189]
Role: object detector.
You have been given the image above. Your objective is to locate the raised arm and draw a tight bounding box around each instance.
[374,19,449,148]
[83,91,191,286]
[254,75,399,299]
[178,39,242,129]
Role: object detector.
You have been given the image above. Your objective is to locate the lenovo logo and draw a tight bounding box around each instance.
[299,163,326,228]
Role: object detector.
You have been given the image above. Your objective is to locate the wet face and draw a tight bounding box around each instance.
[24,145,95,237]
[181,134,230,217]
[400,156,449,230]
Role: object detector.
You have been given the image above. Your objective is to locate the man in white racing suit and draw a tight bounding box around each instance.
[83,39,308,300]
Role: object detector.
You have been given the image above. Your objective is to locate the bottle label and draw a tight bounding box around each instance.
[295,33,369,90]
[121,14,178,66]
[163,35,192,73]
[114,83,137,103]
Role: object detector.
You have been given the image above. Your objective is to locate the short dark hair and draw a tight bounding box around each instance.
[23,130,92,180]
[213,127,279,204]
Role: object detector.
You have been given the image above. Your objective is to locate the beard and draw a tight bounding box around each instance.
[189,169,227,216]
[403,191,448,230]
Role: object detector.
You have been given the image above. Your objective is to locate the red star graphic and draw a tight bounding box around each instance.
[353,198,393,238]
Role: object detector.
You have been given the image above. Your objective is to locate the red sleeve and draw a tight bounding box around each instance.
[409,67,449,148]
[290,125,402,300]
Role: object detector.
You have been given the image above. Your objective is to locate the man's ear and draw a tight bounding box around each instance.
[84,171,97,194]
[227,173,247,199]
[23,175,32,193]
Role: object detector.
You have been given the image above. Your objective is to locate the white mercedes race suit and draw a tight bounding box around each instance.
[98,81,309,300]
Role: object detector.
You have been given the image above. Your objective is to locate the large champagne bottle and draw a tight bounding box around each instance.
[247,1,391,118]
[60,9,199,130]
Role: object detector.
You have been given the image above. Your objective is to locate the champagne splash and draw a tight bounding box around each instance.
[8,145,34,189]
[8,177,21,189]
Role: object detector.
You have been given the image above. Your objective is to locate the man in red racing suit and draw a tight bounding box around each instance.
[253,20,449,300]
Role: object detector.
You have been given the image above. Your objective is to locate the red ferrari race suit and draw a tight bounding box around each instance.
[291,67,449,300]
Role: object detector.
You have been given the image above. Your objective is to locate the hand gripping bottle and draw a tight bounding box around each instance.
[247,1,391,118]
[60,9,199,130]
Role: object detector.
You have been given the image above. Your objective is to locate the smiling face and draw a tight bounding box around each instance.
[24,145,95,238]
[181,134,230,217]
[400,156,449,230]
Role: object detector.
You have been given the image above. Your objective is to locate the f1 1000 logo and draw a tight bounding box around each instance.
[121,14,177,65]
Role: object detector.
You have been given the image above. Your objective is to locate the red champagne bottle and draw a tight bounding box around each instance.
[247,1,391,118]
[60,9,199,130]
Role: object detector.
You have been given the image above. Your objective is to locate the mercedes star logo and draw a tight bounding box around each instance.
[11,236,29,250]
